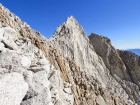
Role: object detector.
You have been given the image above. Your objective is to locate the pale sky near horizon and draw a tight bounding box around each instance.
[0,0,140,49]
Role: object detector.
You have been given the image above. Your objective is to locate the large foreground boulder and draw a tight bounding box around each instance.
[0,72,28,105]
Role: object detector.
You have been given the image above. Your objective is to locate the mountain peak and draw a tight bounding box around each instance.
[50,15,86,38]
[66,15,76,22]
[65,15,79,28]
[67,15,75,19]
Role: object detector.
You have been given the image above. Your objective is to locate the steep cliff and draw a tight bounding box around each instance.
[48,16,137,105]
[89,33,140,104]
[0,3,139,105]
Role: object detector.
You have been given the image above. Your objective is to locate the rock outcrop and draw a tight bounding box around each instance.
[89,33,140,103]
[48,16,137,105]
[0,72,28,105]
[0,3,140,105]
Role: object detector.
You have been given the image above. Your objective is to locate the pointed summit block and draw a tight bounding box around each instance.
[49,16,93,71]
[65,16,84,32]
[65,16,78,26]
[66,15,76,22]
[51,16,86,39]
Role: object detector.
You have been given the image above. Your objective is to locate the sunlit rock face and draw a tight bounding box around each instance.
[0,3,139,105]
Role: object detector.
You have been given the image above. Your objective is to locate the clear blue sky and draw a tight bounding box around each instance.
[1,0,140,49]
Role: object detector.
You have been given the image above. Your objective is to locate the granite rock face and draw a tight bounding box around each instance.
[0,3,140,105]
[89,33,140,104]
[48,16,137,105]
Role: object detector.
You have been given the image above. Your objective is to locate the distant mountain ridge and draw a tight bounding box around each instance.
[127,49,140,56]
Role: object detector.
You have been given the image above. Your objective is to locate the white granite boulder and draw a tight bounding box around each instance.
[0,72,28,105]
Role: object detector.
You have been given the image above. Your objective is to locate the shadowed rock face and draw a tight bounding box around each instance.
[89,33,140,104]
[119,51,140,87]
[0,3,140,105]
[118,51,140,104]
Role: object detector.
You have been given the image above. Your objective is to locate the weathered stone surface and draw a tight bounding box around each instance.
[89,33,140,103]
[96,95,107,105]
[0,28,4,40]
[0,4,54,105]
[48,16,134,105]
[21,71,52,105]
[89,34,127,79]
[49,67,74,105]
[3,26,17,40]
[0,51,26,74]
[21,56,31,68]
[0,3,140,105]
[119,51,140,87]
[0,72,28,105]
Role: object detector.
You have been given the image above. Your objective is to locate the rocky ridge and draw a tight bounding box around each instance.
[0,3,140,105]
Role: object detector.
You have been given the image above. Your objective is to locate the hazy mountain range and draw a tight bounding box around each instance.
[127,49,140,56]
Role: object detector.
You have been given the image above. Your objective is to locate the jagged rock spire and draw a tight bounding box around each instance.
[65,15,78,26]
[66,15,76,22]
[51,15,87,41]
